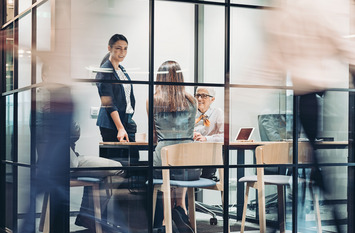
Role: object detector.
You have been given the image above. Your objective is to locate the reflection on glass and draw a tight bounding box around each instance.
[6,0,14,22]
[230,88,285,141]
[19,0,32,14]
[201,5,225,84]
[37,0,52,53]
[5,164,14,230]
[230,7,271,85]
[6,95,14,161]
[18,12,32,88]
[5,25,14,92]
[71,0,149,81]
[17,166,31,227]
[18,91,31,164]
[231,0,281,7]
[155,2,194,83]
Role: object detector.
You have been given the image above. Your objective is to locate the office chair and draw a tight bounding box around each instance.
[151,142,229,233]
[239,142,321,233]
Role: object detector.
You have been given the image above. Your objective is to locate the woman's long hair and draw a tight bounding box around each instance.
[154,61,195,113]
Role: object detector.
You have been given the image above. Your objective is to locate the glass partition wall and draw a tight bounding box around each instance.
[1,0,355,233]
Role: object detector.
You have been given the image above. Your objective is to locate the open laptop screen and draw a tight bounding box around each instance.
[235,127,255,141]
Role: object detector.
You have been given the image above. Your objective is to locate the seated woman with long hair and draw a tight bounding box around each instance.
[147,60,197,233]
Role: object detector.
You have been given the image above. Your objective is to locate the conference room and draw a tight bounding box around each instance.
[1,0,354,233]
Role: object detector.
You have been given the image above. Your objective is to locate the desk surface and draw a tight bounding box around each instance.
[100,141,149,146]
[100,141,348,147]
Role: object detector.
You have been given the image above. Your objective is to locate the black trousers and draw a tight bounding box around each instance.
[99,114,139,165]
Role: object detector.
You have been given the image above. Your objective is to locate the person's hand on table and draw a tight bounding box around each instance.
[193,132,207,142]
[117,128,129,142]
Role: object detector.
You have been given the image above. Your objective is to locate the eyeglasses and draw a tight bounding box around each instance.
[195,93,212,99]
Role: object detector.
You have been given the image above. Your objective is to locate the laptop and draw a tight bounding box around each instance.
[235,127,255,141]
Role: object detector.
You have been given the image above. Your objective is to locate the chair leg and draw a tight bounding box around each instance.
[42,194,50,233]
[163,185,173,233]
[39,192,49,232]
[92,184,103,233]
[152,186,159,224]
[187,188,196,232]
[277,185,285,233]
[241,184,250,233]
[310,185,322,233]
[258,183,266,233]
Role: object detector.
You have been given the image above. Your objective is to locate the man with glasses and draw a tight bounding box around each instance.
[194,87,223,142]
[194,87,223,179]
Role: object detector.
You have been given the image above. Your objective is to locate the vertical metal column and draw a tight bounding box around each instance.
[148,1,155,232]
[223,1,230,232]
[292,95,299,233]
[348,86,355,233]
[0,1,6,230]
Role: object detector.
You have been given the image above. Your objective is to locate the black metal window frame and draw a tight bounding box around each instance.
[1,1,355,233]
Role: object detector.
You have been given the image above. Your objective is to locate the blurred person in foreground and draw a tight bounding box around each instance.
[29,64,127,233]
[262,0,355,232]
[193,87,223,180]
[21,63,74,233]
[147,60,197,233]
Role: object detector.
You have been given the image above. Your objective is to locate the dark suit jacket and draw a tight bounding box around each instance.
[96,60,135,130]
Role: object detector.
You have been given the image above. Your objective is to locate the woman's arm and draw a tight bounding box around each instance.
[97,70,129,142]
[110,111,129,142]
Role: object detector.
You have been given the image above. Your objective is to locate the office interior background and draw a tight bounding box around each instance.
[1,0,355,232]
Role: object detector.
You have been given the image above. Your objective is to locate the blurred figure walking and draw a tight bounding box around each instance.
[261,0,355,232]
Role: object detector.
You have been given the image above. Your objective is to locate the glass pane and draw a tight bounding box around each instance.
[293,164,347,232]
[321,91,348,141]
[71,0,149,81]
[18,12,32,88]
[6,95,14,161]
[19,0,32,14]
[230,7,275,86]
[6,0,15,24]
[5,164,15,231]
[231,0,281,7]
[230,88,285,141]
[70,80,150,231]
[200,5,225,84]
[37,0,52,53]
[72,82,149,155]
[17,166,31,229]
[18,91,32,164]
[155,2,195,83]
[5,25,14,92]
[195,0,225,3]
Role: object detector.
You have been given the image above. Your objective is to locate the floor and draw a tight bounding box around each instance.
[33,175,347,233]
[66,191,346,233]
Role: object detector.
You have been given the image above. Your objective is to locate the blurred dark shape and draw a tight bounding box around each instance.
[21,82,73,233]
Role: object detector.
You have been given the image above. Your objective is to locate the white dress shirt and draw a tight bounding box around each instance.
[194,107,224,142]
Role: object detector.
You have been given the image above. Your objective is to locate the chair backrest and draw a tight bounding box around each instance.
[161,142,223,167]
[161,142,224,184]
[292,142,314,164]
[256,142,291,165]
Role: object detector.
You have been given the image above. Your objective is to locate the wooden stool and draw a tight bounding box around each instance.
[39,177,103,233]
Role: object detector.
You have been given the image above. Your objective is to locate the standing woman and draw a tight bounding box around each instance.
[96,34,138,162]
[148,60,197,232]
